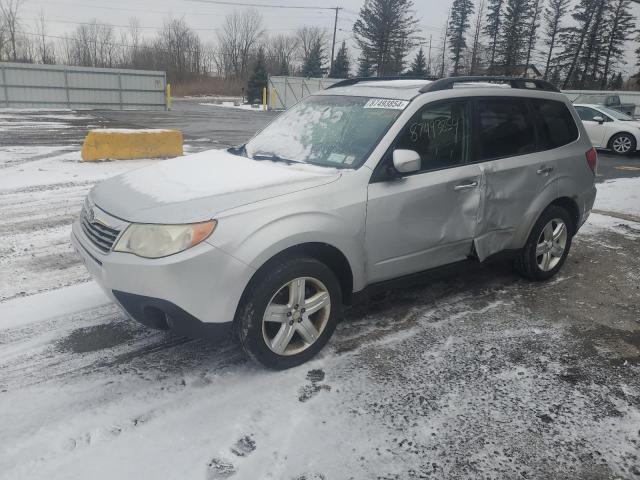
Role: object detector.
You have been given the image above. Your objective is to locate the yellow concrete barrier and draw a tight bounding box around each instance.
[81,129,183,161]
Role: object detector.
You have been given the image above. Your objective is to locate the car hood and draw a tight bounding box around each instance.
[90,149,341,224]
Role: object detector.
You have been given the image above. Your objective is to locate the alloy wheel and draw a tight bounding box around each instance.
[536,218,568,272]
[612,135,633,154]
[262,277,331,356]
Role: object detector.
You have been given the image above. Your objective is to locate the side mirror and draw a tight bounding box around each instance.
[392,149,421,174]
[593,116,605,124]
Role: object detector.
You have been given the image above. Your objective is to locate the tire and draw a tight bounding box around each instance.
[514,205,573,282]
[609,132,636,156]
[235,256,342,370]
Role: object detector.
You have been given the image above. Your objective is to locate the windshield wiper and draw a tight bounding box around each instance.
[251,153,299,164]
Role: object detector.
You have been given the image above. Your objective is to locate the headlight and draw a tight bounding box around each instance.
[113,221,216,258]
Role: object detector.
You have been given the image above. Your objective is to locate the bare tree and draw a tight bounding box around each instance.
[215,9,264,80]
[156,17,206,82]
[67,20,118,68]
[266,33,299,75]
[0,0,24,61]
[35,10,55,64]
[296,26,326,67]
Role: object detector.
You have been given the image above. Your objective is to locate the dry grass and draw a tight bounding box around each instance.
[171,76,244,97]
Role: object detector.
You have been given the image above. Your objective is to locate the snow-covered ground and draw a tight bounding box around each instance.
[1,111,640,479]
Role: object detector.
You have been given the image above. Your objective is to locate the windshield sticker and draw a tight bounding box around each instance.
[364,98,409,110]
[326,153,347,164]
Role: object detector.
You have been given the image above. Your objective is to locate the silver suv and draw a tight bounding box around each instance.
[72,77,597,369]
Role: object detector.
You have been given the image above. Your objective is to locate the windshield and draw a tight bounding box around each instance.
[598,105,633,121]
[243,95,406,168]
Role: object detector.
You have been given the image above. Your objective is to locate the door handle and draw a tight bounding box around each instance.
[453,181,479,191]
[537,166,554,175]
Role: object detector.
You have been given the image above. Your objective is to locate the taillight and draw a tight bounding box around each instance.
[586,148,597,174]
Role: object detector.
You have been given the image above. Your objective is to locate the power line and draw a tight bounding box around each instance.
[187,0,338,10]
[28,0,339,17]
[22,16,304,32]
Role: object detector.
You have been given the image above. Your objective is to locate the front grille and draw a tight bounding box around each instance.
[81,205,120,252]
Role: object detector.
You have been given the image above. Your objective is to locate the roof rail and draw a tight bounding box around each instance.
[419,76,561,93]
[326,75,439,90]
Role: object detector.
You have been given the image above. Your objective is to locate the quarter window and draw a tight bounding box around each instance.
[393,100,470,172]
[477,98,536,161]
[532,99,579,149]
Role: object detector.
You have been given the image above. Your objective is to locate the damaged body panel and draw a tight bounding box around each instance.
[474,152,558,261]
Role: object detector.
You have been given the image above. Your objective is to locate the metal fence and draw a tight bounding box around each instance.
[563,90,640,117]
[268,76,342,110]
[0,62,167,110]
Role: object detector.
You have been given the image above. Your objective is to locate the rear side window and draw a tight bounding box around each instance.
[477,98,536,161]
[532,99,579,149]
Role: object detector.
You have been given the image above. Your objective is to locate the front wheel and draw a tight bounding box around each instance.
[236,256,342,369]
[609,132,636,156]
[514,206,573,281]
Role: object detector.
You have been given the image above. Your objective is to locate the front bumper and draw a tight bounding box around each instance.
[71,219,255,341]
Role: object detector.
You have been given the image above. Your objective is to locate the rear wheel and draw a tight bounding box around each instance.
[236,256,342,369]
[514,206,573,281]
[609,132,636,156]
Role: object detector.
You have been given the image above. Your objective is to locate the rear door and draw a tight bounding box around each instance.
[473,96,558,260]
[365,99,482,283]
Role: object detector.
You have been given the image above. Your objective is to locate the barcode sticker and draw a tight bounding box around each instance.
[364,98,409,110]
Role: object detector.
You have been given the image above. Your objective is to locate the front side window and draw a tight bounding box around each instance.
[392,100,470,172]
[575,106,610,122]
[533,99,579,149]
[244,95,405,169]
[477,98,536,161]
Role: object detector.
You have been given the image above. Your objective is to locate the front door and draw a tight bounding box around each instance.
[575,106,608,147]
[365,99,481,283]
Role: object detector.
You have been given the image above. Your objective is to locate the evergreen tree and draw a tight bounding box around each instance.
[407,47,428,76]
[542,0,570,80]
[609,71,623,90]
[576,0,607,89]
[599,0,635,89]
[357,53,374,77]
[329,41,350,78]
[353,0,420,76]
[448,0,475,76]
[469,0,486,75]
[391,38,410,75]
[498,0,533,74]
[247,47,268,104]
[559,0,601,89]
[483,0,504,67]
[523,0,543,76]
[302,40,325,77]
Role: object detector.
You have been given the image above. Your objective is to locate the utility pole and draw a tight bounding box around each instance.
[330,6,342,73]
[427,34,432,76]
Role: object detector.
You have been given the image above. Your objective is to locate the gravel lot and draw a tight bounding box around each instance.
[1,105,639,480]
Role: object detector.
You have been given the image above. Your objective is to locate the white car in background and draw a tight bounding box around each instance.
[574,103,640,156]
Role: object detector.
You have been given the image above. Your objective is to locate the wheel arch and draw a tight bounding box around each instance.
[549,197,580,235]
[606,130,639,151]
[234,242,356,325]
[512,194,581,252]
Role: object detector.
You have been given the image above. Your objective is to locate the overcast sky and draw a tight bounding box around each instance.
[20,0,640,76]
